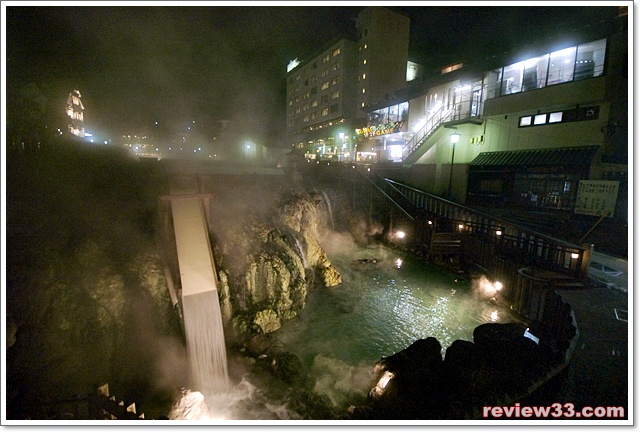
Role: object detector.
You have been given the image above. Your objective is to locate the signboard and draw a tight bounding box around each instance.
[574,180,619,217]
[356,121,405,138]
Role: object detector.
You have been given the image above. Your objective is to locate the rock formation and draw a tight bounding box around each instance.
[210,191,342,339]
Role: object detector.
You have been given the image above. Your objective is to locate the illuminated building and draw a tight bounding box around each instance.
[366,6,627,227]
[286,7,414,162]
[66,89,85,138]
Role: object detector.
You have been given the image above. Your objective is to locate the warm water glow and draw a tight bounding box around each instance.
[378,370,394,390]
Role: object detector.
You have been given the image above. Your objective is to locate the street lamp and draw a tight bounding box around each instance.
[448,132,460,199]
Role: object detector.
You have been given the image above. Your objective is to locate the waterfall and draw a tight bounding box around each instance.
[171,197,229,395]
[321,190,335,230]
[294,236,309,268]
[182,291,229,394]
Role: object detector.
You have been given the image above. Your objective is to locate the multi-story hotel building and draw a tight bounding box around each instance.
[286,7,413,162]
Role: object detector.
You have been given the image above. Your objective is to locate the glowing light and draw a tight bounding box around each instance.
[378,371,394,390]
[571,253,580,259]
[458,224,464,230]
[494,281,503,291]
[496,230,502,236]
[396,258,403,269]
[396,231,406,239]
[491,310,499,322]
[428,220,433,225]
[367,167,371,172]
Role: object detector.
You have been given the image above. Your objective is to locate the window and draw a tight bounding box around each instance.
[534,114,547,125]
[362,73,366,80]
[311,75,317,83]
[523,54,549,91]
[332,76,340,85]
[501,61,524,94]
[332,47,341,57]
[295,84,300,91]
[303,115,309,122]
[296,107,301,114]
[548,46,576,85]
[303,91,310,99]
[311,100,318,107]
[310,86,317,95]
[333,62,340,71]
[575,39,606,80]
[303,103,309,111]
[362,87,366,94]
[295,96,299,103]
[330,103,339,113]
[331,90,340,99]
[321,81,330,90]
[364,43,368,49]
[322,68,329,77]
[323,53,330,63]
[361,102,365,108]
[289,99,293,106]
[321,95,329,104]
[322,108,329,116]
[363,58,367,65]
[549,112,563,123]
[311,112,317,120]
[519,116,532,127]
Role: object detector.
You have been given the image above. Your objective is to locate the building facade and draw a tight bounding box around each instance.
[363,9,628,224]
[286,7,413,163]
[66,89,85,138]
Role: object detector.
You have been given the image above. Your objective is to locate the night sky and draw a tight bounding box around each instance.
[4,3,620,145]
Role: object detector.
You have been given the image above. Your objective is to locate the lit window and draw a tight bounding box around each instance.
[333,62,340,71]
[303,91,310,99]
[321,81,330,90]
[331,90,340,99]
[323,54,330,63]
[311,100,318,107]
[364,43,368,49]
[322,108,329,116]
[362,87,366,94]
[303,115,309,122]
[296,107,301,114]
[322,69,329,77]
[361,102,365,108]
[519,116,532,127]
[332,76,340,85]
[549,112,563,123]
[332,47,341,57]
[363,59,367,65]
[362,73,366,80]
[534,114,547,125]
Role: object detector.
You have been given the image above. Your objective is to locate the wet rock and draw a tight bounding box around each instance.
[253,309,281,334]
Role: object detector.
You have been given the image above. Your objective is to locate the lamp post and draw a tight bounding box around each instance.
[448,132,460,199]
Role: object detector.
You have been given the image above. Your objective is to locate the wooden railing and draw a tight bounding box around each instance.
[364,173,591,279]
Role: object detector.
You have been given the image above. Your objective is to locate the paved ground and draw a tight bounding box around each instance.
[553,251,630,419]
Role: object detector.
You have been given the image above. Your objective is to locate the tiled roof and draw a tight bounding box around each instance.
[469,146,599,167]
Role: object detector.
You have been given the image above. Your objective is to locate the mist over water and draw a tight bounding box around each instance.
[273,236,511,409]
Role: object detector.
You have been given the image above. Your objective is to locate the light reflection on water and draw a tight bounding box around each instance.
[276,244,511,369]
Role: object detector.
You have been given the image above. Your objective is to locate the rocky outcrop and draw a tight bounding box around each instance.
[346,323,571,420]
[211,192,342,339]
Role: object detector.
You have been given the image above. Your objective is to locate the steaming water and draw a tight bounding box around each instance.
[182,291,229,394]
[294,236,309,268]
[320,191,335,230]
[274,242,511,406]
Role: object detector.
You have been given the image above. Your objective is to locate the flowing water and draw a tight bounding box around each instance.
[182,291,229,395]
[274,239,512,408]
[179,238,510,420]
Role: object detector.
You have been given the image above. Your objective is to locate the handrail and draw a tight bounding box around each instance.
[381,177,590,277]
[402,105,450,159]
